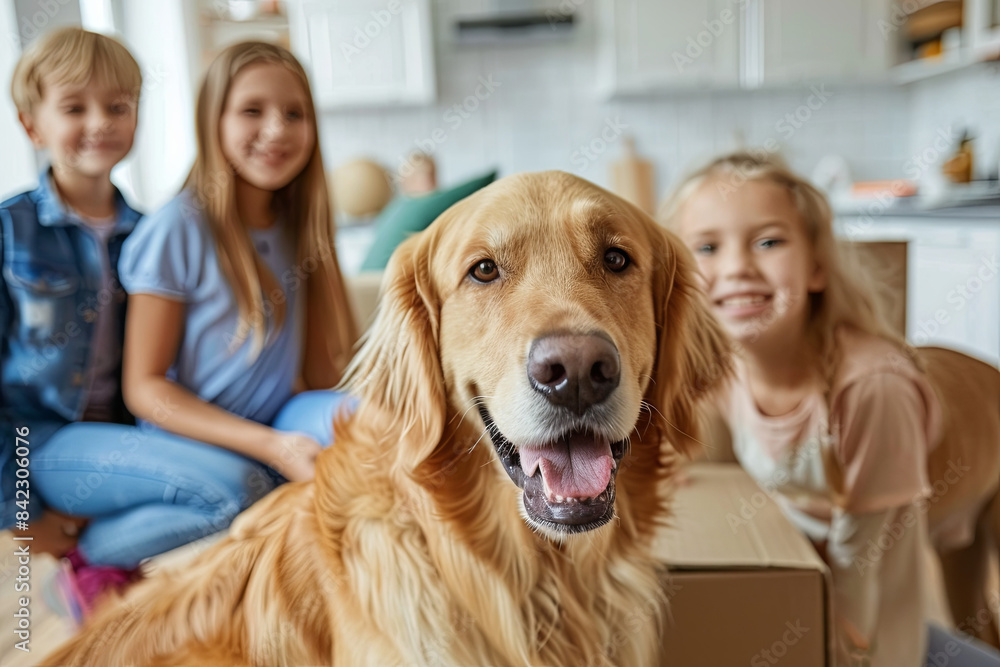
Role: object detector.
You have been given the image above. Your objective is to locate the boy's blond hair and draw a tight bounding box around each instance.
[659,151,916,384]
[11,26,142,116]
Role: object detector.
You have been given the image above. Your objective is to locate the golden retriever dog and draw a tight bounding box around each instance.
[42,171,730,667]
[919,347,1000,648]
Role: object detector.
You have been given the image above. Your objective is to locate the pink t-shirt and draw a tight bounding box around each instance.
[717,326,942,524]
[715,327,944,666]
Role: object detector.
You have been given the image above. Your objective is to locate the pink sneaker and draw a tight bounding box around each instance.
[54,549,143,623]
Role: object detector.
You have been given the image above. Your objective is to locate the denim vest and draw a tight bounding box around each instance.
[0,170,142,426]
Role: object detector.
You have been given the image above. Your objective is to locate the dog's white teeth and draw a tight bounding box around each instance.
[611,459,617,470]
[597,493,607,502]
[546,494,587,505]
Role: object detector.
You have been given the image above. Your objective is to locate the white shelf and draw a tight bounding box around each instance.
[890,50,979,84]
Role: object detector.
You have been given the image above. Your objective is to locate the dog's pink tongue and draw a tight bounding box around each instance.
[520,434,613,499]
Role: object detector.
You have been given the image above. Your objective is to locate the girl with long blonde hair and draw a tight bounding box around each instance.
[34,41,357,616]
[664,151,1000,666]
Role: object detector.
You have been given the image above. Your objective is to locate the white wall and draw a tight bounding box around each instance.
[317,0,913,206]
[0,0,39,200]
[117,0,197,210]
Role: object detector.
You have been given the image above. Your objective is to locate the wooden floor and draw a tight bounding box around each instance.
[0,528,966,666]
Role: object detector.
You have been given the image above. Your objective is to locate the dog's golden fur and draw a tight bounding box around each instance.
[42,171,730,667]
[920,347,1000,647]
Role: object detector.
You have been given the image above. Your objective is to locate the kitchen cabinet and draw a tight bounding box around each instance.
[886,0,983,84]
[286,0,435,109]
[597,0,893,96]
[835,214,1000,365]
[753,0,892,86]
[596,0,740,95]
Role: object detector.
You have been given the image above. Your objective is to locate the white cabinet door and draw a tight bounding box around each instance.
[836,217,1000,365]
[287,0,435,109]
[598,0,740,96]
[754,0,892,85]
[909,227,1000,365]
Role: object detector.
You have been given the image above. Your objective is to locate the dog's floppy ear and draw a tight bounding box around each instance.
[340,232,446,471]
[648,227,732,456]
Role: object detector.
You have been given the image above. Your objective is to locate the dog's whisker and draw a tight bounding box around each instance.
[449,398,502,458]
[471,429,494,459]
[637,400,668,441]
[465,394,497,408]
[640,395,709,446]
[457,395,497,427]
[661,416,710,448]
[640,399,664,421]
[448,395,494,428]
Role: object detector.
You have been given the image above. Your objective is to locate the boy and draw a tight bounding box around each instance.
[1,26,141,561]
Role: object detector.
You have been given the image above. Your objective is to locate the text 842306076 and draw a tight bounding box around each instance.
[12,426,32,653]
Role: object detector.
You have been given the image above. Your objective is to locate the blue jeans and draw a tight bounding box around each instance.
[927,624,1000,666]
[29,390,349,568]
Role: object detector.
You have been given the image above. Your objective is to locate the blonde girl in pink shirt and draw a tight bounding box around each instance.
[663,151,1000,667]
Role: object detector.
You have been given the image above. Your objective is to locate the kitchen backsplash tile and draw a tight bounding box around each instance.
[909,64,1000,182]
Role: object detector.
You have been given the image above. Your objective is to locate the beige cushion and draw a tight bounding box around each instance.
[346,271,384,332]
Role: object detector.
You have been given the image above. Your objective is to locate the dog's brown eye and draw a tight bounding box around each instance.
[604,248,630,273]
[470,259,499,283]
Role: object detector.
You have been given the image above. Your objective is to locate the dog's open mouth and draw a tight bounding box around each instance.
[479,406,626,533]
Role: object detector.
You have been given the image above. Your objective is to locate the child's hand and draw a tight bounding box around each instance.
[268,432,324,483]
[30,510,88,558]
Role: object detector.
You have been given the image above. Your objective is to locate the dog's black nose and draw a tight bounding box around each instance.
[527,334,620,414]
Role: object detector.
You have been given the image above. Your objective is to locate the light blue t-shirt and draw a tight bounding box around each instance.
[119,190,302,425]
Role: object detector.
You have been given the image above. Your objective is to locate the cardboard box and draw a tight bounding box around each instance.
[655,464,833,666]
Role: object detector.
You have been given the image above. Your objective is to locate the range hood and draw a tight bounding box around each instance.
[453,0,577,43]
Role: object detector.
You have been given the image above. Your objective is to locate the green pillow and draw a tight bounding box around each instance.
[360,170,498,271]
